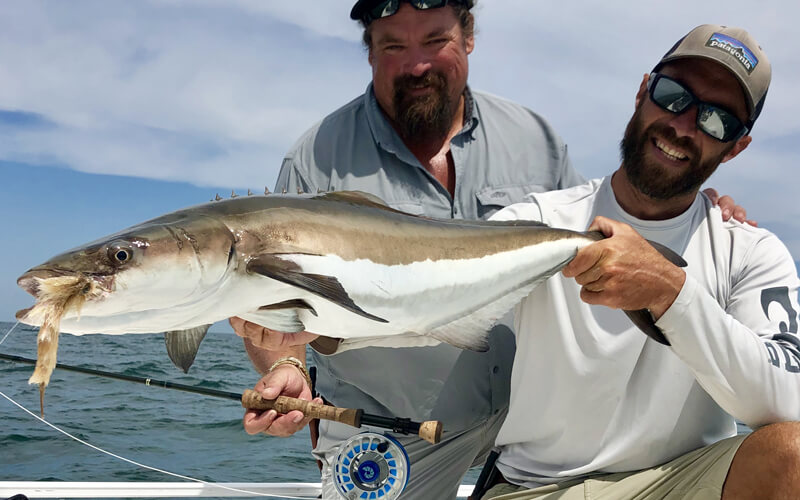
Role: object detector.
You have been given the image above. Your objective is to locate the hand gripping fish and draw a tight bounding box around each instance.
[17,191,684,395]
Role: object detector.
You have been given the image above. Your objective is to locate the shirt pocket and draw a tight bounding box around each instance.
[476,184,547,219]
[388,200,426,216]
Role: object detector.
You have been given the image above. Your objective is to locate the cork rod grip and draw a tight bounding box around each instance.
[241,389,362,427]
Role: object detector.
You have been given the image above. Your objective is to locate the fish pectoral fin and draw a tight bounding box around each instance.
[624,309,671,346]
[164,325,210,373]
[247,255,388,324]
[260,299,318,317]
[235,300,316,335]
[240,307,307,333]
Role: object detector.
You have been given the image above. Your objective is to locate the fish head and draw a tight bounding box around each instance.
[17,212,236,331]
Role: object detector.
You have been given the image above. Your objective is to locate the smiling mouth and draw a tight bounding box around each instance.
[653,139,689,162]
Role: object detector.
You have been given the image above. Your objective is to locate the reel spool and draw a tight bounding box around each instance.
[331,432,410,499]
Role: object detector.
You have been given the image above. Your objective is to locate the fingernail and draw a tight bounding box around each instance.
[723,209,731,219]
[263,387,279,399]
[267,410,277,420]
[292,413,304,424]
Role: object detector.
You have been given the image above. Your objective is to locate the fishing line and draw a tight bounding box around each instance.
[0,391,318,500]
[0,321,21,345]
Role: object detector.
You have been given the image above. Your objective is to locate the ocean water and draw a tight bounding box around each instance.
[0,321,320,490]
[0,321,482,499]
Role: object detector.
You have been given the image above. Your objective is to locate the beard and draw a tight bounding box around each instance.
[619,103,733,200]
[391,70,458,145]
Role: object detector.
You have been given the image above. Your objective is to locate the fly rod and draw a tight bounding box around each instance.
[0,353,442,444]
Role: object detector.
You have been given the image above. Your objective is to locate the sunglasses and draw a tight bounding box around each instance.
[647,73,748,142]
[362,0,467,24]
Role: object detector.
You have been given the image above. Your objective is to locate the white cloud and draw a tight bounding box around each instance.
[1,0,799,255]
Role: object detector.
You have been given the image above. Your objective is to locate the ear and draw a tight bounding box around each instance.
[721,135,752,163]
[634,73,649,109]
[368,47,374,66]
[465,34,475,55]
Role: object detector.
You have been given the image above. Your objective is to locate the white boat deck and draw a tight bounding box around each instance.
[0,481,476,498]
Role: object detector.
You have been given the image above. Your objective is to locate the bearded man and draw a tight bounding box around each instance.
[481,24,800,500]
[231,1,583,498]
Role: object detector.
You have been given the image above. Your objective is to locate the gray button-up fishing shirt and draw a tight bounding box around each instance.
[275,83,583,432]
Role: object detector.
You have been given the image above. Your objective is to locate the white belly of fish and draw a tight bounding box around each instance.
[253,236,591,349]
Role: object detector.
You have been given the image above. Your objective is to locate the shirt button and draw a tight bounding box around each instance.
[492,366,499,374]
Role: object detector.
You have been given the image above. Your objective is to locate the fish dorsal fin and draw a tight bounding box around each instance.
[164,325,210,373]
[314,190,424,217]
[247,254,388,324]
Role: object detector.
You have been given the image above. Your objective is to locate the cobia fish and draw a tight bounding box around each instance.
[17,191,682,394]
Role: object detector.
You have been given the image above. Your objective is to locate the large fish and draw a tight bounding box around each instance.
[17,191,682,387]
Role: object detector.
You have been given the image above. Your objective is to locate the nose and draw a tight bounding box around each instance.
[404,47,433,77]
[666,105,699,139]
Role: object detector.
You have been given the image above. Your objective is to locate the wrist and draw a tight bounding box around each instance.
[268,356,312,389]
[650,268,686,320]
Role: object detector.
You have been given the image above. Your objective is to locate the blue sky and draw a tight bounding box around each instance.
[1,1,799,323]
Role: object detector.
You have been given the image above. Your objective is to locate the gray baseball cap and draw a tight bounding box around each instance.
[654,24,771,126]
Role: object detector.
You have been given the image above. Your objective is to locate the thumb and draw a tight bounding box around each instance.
[587,215,617,236]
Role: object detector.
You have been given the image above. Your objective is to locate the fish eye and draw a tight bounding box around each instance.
[107,242,134,265]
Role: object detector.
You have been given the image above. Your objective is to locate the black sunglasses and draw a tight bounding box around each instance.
[647,73,748,142]
[362,0,467,24]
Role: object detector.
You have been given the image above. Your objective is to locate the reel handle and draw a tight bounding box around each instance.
[242,389,362,427]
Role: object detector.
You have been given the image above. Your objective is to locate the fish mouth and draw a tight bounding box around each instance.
[17,268,113,314]
[16,269,112,326]
[17,268,82,298]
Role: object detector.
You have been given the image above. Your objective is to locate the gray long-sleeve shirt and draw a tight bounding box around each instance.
[275,83,583,432]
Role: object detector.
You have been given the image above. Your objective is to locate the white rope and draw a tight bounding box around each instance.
[0,390,317,499]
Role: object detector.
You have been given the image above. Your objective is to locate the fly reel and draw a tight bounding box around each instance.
[330,432,410,499]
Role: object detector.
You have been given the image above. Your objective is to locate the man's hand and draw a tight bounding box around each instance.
[703,188,757,226]
[230,317,319,349]
[562,216,686,320]
[242,364,324,437]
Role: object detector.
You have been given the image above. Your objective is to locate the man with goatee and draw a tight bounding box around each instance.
[481,24,800,500]
[232,1,583,498]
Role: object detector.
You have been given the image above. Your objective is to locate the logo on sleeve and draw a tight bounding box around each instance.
[706,33,758,74]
